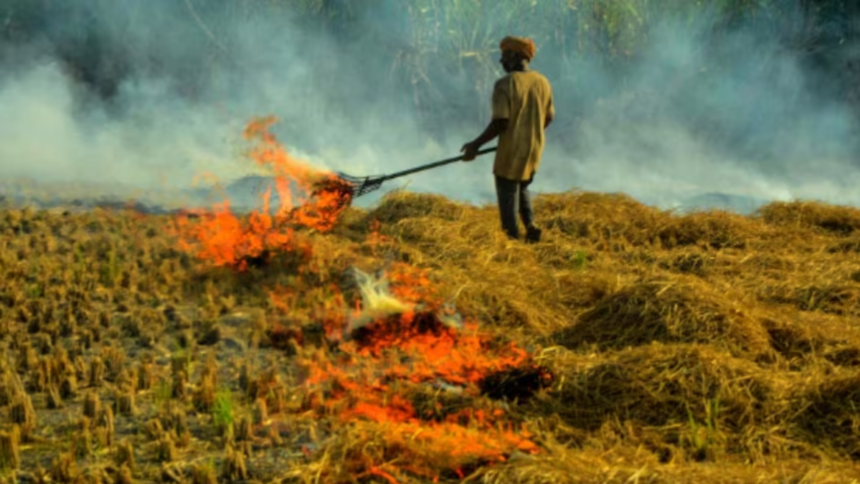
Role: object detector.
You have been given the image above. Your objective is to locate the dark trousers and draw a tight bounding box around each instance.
[494,174,535,240]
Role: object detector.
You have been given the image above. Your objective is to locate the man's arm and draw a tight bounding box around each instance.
[462,78,510,161]
[545,84,555,129]
[462,118,508,161]
[474,118,509,147]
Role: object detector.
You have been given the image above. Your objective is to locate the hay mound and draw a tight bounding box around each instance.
[533,191,761,250]
[550,271,618,310]
[555,277,772,356]
[762,317,822,361]
[823,345,860,367]
[368,191,464,224]
[533,191,664,246]
[481,443,860,484]
[546,344,772,434]
[657,249,714,276]
[763,312,860,367]
[827,235,860,253]
[757,200,860,235]
[761,281,860,316]
[656,211,762,249]
[791,373,860,458]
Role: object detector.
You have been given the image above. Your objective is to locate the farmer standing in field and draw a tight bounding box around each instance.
[461,35,554,243]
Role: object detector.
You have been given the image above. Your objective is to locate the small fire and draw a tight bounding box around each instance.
[293,262,546,479]
[244,116,353,232]
[172,116,352,270]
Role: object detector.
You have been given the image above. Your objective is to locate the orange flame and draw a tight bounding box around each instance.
[293,258,544,479]
[172,116,352,270]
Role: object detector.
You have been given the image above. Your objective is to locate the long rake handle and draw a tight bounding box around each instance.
[379,146,497,182]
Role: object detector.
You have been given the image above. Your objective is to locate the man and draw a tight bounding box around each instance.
[461,35,554,243]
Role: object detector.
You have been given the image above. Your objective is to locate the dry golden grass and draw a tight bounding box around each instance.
[0,190,859,483]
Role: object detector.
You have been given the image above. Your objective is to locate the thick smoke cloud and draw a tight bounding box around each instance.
[557,14,860,209]
[0,1,858,212]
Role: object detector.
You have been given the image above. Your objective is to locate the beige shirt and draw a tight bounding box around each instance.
[491,70,554,181]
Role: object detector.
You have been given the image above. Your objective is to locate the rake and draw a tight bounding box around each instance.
[332,146,497,198]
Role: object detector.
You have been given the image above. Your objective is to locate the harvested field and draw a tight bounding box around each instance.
[1,122,860,483]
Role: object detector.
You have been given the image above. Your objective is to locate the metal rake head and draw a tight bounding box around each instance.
[336,172,385,197]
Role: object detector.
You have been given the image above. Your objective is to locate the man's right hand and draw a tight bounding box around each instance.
[461,141,480,161]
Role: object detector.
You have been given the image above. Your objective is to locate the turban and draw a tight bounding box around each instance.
[500,36,536,61]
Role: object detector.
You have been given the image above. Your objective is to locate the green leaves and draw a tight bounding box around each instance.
[211,388,235,434]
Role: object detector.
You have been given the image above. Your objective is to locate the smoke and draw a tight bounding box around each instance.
[548,14,860,209]
[0,1,858,212]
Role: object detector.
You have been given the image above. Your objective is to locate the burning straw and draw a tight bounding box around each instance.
[288,264,550,480]
[172,116,353,270]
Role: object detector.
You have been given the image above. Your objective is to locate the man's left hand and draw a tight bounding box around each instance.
[461,141,480,161]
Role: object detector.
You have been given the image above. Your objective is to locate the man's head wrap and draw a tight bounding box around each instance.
[500,36,536,61]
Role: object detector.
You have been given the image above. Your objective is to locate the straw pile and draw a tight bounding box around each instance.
[537,344,778,455]
[555,277,773,356]
[757,200,860,235]
[791,372,860,459]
